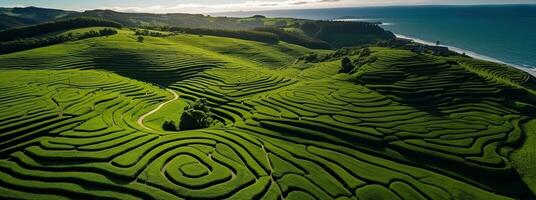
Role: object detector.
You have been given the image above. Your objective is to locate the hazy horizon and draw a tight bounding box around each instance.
[0,1,535,200]
[2,0,536,14]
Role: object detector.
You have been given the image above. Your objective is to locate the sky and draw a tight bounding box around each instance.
[2,0,536,13]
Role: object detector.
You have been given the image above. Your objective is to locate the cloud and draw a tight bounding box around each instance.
[102,0,510,14]
[290,1,310,5]
[100,0,350,13]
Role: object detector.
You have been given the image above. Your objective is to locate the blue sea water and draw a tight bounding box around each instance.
[221,5,536,73]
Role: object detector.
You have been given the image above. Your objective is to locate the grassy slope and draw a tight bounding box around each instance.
[144,99,188,132]
[511,119,536,192]
[0,27,534,199]
[36,26,117,38]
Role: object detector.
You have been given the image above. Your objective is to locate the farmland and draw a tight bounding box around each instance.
[0,26,535,200]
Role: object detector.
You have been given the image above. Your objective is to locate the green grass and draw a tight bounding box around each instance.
[0,27,534,199]
[37,26,118,38]
[144,99,188,132]
[511,119,536,192]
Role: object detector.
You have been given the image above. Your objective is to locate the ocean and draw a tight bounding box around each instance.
[220,5,536,75]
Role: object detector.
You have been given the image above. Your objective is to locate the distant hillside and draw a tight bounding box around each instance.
[0,17,122,42]
[0,6,74,28]
[0,7,305,30]
[69,10,305,30]
[0,6,395,50]
[0,17,122,54]
[0,14,36,30]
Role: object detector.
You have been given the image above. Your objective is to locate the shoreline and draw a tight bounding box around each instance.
[395,34,536,78]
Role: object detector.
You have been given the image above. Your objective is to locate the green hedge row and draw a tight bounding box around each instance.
[169,27,279,44]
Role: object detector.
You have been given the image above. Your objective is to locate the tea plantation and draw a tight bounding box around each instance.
[0,28,534,199]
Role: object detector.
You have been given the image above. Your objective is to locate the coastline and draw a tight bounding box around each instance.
[321,17,536,78]
[395,34,536,78]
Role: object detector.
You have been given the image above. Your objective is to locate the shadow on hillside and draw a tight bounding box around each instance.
[392,142,536,199]
[355,58,536,199]
[359,58,516,117]
[83,48,220,87]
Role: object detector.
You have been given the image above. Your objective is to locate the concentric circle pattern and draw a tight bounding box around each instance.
[0,32,535,199]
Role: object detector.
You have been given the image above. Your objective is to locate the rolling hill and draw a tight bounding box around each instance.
[0,6,74,29]
[0,14,534,200]
[0,6,304,31]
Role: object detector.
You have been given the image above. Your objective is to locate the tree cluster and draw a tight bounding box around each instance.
[0,28,117,54]
[179,98,215,130]
[134,29,170,37]
[339,48,376,74]
[340,57,354,73]
[302,21,394,38]
[254,27,331,49]
[97,28,118,36]
[296,47,366,64]
[0,17,122,42]
[162,98,216,131]
[296,53,321,63]
[168,27,279,44]
[300,21,395,47]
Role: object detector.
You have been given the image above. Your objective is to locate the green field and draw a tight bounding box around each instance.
[0,27,535,200]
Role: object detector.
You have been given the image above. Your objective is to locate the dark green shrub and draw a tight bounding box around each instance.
[137,36,144,42]
[296,53,323,63]
[99,28,118,36]
[340,57,354,73]
[135,29,166,37]
[162,120,178,131]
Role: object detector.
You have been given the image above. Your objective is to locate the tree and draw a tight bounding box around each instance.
[339,57,354,73]
[179,98,215,130]
[99,28,117,36]
[137,35,144,42]
[304,53,318,63]
[162,120,177,131]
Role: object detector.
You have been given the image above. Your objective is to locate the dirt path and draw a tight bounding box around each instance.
[261,143,285,200]
[137,89,179,132]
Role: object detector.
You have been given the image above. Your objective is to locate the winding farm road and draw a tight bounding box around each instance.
[137,88,179,132]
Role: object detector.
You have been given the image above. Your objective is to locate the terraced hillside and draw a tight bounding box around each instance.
[0,28,535,200]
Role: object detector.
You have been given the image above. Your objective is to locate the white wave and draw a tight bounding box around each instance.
[334,18,377,22]
[333,18,393,26]
[395,34,536,78]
